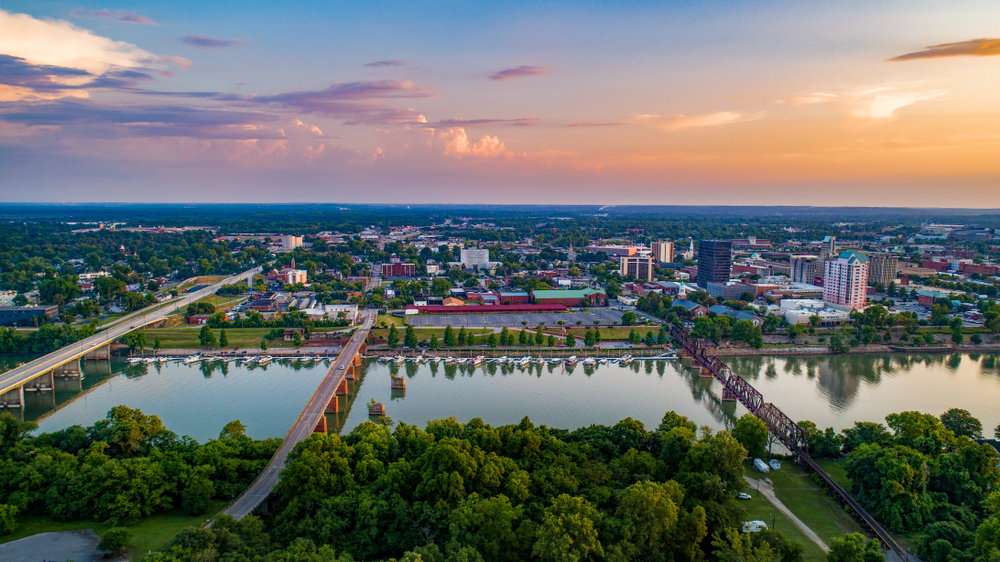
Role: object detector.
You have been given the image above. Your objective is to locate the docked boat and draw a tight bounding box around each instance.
[128,357,145,365]
[583,357,597,366]
[471,355,485,365]
[183,355,202,364]
[517,356,532,367]
[565,355,578,366]
[445,357,457,364]
[257,355,272,365]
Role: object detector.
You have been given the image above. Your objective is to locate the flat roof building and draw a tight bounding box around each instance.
[697,240,732,288]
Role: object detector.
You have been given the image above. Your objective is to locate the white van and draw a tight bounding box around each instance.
[743,520,769,533]
[753,458,770,473]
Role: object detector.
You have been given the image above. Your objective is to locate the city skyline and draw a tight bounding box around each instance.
[2,1,1000,205]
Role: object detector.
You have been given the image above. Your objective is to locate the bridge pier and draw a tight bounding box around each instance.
[0,386,23,410]
[313,416,327,434]
[345,364,355,380]
[325,395,339,414]
[84,344,111,361]
[335,378,349,396]
[722,387,738,402]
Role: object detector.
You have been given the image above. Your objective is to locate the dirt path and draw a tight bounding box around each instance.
[744,475,829,552]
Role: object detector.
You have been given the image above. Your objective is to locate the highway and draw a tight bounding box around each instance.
[0,267,261,396]
[222,311,374,520]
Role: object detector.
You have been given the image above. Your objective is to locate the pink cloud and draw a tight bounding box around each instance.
[71,8,158,25]
[488,65,550,81]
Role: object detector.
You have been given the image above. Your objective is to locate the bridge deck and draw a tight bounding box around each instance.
[0,268,261,397]
[671,326,907,559]
[222,314,373,520]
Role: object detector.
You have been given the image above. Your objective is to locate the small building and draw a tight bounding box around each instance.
[918,290,952,307]
[283,327,305,341]
[188,314,212,325]
[674,299,708,318]
[442,297,465,306]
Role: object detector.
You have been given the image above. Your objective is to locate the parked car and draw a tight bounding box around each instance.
[737,492,752,500]
[768,459,781,471]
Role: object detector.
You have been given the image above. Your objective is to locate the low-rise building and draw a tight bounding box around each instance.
[0,305,58,326]
[532,288,607,307]
[674,299,708,317]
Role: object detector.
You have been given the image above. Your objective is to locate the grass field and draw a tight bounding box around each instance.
[744,461,862,545]
[376,314,407,327]
[1,501,226,561]
[194,295,246,309]
[140,327,293,349]
[369,326,493,342]
[737,484,827,562]
[562,326,659,340]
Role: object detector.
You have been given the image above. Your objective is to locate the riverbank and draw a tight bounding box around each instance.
[714,343,1000,357]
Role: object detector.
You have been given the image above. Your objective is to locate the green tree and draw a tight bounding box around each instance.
[565,333,576,348]
[198,325,216,348]
[0,504,18,536]
[951,324,963,344]
[548,334,556,347]
[182,464,216,515]
[711,528,778,562]
[99,527,133,555]
[458,326,468,345]
[644,331,656,346]
[731,413,769,459]
[467,333,478,346]
[532,494,603,562]
[939,408,983,438]
[535,326,545,345]
[500,327,511,347]
[387,324,399,348]
[621,311,637,325]
[594,328,602,343]
[826,533,885,562]
[615,480,680,560]
[584,330,596,347]
[429,334,439,349]
[218,329,229,348]
[260,338,268,351]
[444,325,458,347]
[657,325,667,345]
[518,329,528,346]
[487,333,498,347]
[405,324,418,348]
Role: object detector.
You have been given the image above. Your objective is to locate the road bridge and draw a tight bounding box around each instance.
[0,267,261,409]
[222,312,374,520]
[671,326,909,560]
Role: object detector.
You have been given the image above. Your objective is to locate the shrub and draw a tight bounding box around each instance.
[99,527,132,554]
[0,504,18,535]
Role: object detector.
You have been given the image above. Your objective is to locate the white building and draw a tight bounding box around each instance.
[780,299,851,325]
[651,240,675,263]
[823,250,868,310]
[279,235,303,250]
[460,248,491,269]
[0,290,16,306]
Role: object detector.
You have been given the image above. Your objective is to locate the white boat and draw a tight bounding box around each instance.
[598,357,609,364]
[158,356,170,363]
[128,357,144,365]
[244,356,258,364]
[471,355,485,365]
[583,357,596,366]
[565,355,578,366]
[431,356,443,363]
[548,357,563,364]
[517,356,532,366]
[258,355,272,365]
[394,356,406,364]
[183,355,202,364]
[497,355,509,364]
[533,357,546,364]
[445,357,457,364]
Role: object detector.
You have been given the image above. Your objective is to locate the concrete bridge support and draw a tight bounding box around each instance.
[0,386,23,410]
[84,345,111,360]
[325,395,339,414]
[335,378,349,396]
[345,364,355,380]
[314,416,327,434]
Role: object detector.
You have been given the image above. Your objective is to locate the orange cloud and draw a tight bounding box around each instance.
[890,38,1000,61]
[629,111,748,131]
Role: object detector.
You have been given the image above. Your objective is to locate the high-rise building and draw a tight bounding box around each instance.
[790,255,819,284]
[823,250,868,309]
[868,254,898,288]
[620,255,655,281]
[460,248,491,269]
[651,240,674,263]
[697,240,732,288]
[279,235,303,250]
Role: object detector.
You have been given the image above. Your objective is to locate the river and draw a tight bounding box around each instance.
[1,352,998,442]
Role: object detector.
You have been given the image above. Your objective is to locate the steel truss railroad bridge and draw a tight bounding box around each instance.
[671,326,908,560]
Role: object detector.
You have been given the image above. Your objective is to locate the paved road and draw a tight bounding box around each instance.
[744,475,829,552]
[222,312,374,520]
[0,268,261,396]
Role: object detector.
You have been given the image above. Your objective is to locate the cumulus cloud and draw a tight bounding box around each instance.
[375,126,512,161]
[71,8,158,25]
[488,65,550,81]
[176,35,244,48]
[293,119,323,136]
[889,38,1000,61]
[0,10,188,100]
[781,84,946,119]
[629,111,747,131]
[365,60,407,67]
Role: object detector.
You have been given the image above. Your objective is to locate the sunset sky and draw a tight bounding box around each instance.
[1,1,999,206]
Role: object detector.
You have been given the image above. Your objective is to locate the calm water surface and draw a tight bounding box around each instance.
[2,353,999,441]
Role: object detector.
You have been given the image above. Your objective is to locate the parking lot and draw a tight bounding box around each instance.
[407,308,626,328]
